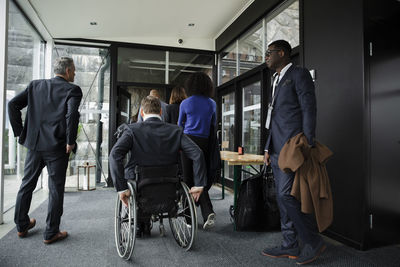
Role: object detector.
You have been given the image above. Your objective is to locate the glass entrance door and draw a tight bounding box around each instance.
[242,81,261,154]
[221,91,235,180]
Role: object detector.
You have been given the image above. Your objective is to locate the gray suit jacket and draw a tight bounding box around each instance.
[109,117,207,191]
[265,65,316,154]
[8,76,82,152]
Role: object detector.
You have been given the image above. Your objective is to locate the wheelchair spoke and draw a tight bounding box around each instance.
[176,206,190,216]
[115,181,137,260]
[179,218,189,244]
[176,218,186,241]
[172,220,183,244]
[174,215,190,246]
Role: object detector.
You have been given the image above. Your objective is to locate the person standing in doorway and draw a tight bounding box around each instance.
[8,57,82,244]
[178,72,216,230]
[166,86,187,124]
[262,40,326,264]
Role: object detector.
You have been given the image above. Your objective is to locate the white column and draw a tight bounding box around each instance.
[32,40,41,79]
[262,18,266,63]
[41,40,54,191]
[8,124,15,169]
[217,54,221,86]
[17,138,21,179]
[44,40,53,79]
[0,0,9,224]
[236,40,239,76]
[165,51,169,84]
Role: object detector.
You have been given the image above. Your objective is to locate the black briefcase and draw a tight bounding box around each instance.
[262,164,281,230]
[232,165,280,231]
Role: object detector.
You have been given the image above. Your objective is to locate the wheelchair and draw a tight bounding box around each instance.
[114,164,197,260]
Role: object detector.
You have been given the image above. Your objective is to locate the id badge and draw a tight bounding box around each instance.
[265,104,273,129]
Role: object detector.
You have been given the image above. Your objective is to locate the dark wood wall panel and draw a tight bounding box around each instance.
[303,0,366,249]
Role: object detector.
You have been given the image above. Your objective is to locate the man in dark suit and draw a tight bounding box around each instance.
[109,96,206,235]
[8,57,82,244]
[137,89,169,122]
[262,40,326,265]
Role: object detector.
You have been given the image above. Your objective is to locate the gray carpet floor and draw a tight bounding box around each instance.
[1,187,400,267]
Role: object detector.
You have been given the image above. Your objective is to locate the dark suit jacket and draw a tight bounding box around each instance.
[109,117,207,192]
[8,76,82,152]
[165,103,180,125]
[265,65,316,155]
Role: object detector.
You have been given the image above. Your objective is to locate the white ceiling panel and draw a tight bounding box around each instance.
[22,0,254,50]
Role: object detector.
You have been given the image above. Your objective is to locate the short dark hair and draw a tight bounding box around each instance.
[169,86,187,104]
[141,96,161,114]
[268,40,292,58]
[184,72,214,97]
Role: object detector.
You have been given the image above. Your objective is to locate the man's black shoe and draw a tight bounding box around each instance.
[262,246,300,259]
[296,239,326,265]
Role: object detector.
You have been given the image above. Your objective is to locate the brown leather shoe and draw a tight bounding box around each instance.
[17,218,36,238]
[43,231,68,245]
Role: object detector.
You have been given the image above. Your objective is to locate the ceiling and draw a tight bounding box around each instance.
[21,0,254,50]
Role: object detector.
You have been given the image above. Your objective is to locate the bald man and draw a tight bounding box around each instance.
[137,89,169,122]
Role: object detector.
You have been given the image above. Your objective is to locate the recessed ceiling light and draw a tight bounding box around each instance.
[188,23,195,27]
[90,22,97,25]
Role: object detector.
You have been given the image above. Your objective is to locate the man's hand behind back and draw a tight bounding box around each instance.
[66,144,75,154]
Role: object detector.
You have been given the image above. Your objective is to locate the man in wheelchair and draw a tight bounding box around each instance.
[109,96,206,238]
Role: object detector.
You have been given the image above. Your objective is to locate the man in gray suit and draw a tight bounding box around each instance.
[262,40,325,264]
[109,96,206,235]
[8,57,82,244]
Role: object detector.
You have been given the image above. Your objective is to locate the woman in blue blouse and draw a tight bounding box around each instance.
[178,72,216,230]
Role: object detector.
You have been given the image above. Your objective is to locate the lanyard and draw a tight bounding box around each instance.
[266,73,280,129]
[270,73,280,108]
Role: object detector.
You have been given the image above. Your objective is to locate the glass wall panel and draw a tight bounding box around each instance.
[242,81,261,155]
[221,92,235,180]
[219,43,237,85]
[238,22,263,75]
[169,52,213,87]
[117,48,165,84]
[53,45,110,186]
[266,0,299,48]
[3,1,45,212]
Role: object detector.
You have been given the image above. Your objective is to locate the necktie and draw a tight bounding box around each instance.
[272,73,280,98]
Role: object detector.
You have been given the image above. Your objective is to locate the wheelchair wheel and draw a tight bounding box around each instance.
[114,182,137,260]
[169,182,197,250]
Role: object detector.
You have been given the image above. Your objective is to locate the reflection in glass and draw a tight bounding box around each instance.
[3,1,45,211]
[219,43,237,85]
[266,0,299,48]
[169,52,213,87]
[239,22,263,75]
[54,45,110,186]
[117,47,165,84]
[242,81,262,179]
[118,92,130,125]
[222,92,235,180]
[242,81,261,155]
